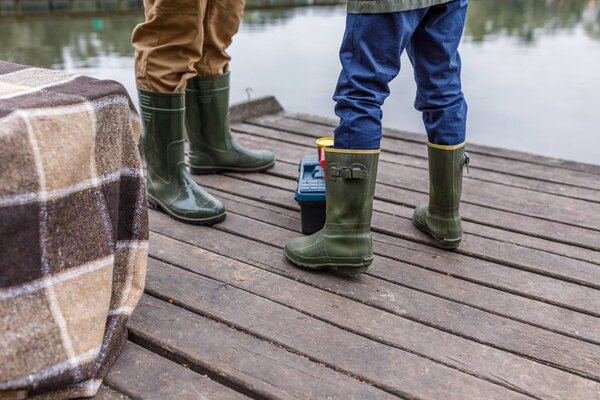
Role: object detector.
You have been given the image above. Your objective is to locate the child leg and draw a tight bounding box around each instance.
[332,11,428,150]
[406,0,468,146]
[408,0,470,250]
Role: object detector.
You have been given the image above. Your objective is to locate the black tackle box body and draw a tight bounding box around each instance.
[295,155,326,235]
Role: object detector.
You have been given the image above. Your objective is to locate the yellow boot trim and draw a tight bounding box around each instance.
[427,141,466,151]
[326,148,381,155]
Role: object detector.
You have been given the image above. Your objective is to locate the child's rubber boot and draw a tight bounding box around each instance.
[284,148,379,276]
[185,72,275,174]
[139,89,226,225]
[413,142,469,249]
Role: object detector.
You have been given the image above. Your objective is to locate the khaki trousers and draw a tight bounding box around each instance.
[132,0,244,92]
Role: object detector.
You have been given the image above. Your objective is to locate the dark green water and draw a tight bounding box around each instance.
[1,0,599,163]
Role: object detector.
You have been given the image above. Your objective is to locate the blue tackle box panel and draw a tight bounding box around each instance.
[295,155,326,234]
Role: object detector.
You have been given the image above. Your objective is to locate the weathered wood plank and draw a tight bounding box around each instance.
[211,183,600,265]
[230,130,600,250]
[218,150,600,266]
[105,342,249,400]
[258,114,600,192]
[196,188,600,345]
[144,258,533,400]
[233,122,600,203]
[93,386,130,400]
[148,232,600,400]
[279,112,600,177]
[211,199,600,331]
[231,125,600,231]
[148,210,600,382]
[130,295,404,400]
[195,172,600,301]
[230,96,284,124]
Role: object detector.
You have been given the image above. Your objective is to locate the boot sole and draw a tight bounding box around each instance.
[284,247,373,276]
[189,161,275,175]
[412,216,461,250]
[148,195,226,226]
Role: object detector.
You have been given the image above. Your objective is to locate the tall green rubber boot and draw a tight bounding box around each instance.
[413,142,469,249]
[139,89,226,225]
[284,148,380,276]
[185,72,275,174]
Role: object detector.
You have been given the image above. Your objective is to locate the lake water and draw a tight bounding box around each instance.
[1,0,599,164]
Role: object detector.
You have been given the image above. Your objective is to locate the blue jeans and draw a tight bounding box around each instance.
[333,0,468,149]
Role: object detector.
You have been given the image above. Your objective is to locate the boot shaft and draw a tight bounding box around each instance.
[323,149,380,233]
[185,72,231,151]
[427,143,468,214]
[139,89,186,182]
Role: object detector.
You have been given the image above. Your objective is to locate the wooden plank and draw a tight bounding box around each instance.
[282,112,600,177]
[222,146,600,263]
[210,184,600,266]
[231,125,600,231]
[148,232,600,400]
[94,386,130,400]
[221,135,600,250]
[198,188,600,345]
[130,295,404,400]
[105,342,249,400]
[149,210,600,382]
[233,122,600,203]
[195,172,600,300]
[229,96,283,124]
[250,114,600,191]
[143,257,532,400]
[210,198,600,334]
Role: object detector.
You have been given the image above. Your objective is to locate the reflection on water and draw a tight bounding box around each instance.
[0,0,599,163]
[2,0,599,67]
[467,0,600,41]
[0,15,135,67]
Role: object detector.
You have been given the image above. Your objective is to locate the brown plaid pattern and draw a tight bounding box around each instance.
[0,61,148,399]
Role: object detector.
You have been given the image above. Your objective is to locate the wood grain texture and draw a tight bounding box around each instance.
[227,130,600,252]
[149,210,600,383]
[143,257,533,400]
[105,342,249,400]
[130,295,400,400]
[230,124,600,234]
[147,232,600,400]
[229,96,284,124]
[194,172,600,308]
[108,103,600,400]
[279,112,600,177]
[196,188,600,345]
[233,121,600,202]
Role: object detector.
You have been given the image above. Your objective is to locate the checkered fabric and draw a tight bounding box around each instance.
[0,61,148,399]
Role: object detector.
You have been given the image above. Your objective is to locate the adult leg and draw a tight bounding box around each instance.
[132,0,205,92]
[186,0,275,174]
[132,0,226,225]
[408,0,470,249]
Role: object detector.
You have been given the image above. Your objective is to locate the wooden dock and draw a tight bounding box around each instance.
[97,98,600,400]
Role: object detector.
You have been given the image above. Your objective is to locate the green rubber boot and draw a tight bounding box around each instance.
[413,142,469,249]
[139,89,226,225]
[284,149,380,276]
[185,72,275,174]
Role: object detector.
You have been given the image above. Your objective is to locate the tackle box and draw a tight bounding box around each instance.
[295,155,326,235]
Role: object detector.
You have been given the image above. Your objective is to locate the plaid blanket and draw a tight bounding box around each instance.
[0,61,148,399]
